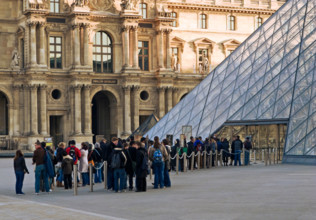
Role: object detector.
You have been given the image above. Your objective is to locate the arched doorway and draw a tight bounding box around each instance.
[0,91,8,135]
[92,91,117,143]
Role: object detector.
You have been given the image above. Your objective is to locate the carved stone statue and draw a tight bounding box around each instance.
[121,0,138,11]
[74,0,88,7]
[202,53,209,74]
[171,53,178,71]
[10,48,20,69]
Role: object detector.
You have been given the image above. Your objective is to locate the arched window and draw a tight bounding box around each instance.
[171,12,177,27]
[228,15,236,31]
[256,17,263,29]
[93,32,113,73]
[139,3,147,19]
[200,14,207,29]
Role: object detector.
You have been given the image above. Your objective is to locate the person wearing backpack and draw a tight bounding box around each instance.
[61,151,73,190]
[66,140,81,184]
[109,137,127,193]
[232,136,243,166]
[93,143,103,183]
[149,136,168,189]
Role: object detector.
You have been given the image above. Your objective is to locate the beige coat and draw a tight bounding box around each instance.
[149,144,168,162]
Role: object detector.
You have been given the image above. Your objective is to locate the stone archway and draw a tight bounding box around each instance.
[0,91,8,135]
[92,90,118,142]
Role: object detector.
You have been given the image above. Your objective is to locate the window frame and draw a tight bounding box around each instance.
[49,36,62,69]
[139,3,147,19]
[93,31,113,73]
[138,40,149,71]
[228,15,236,31]
[200,13,207,29]
[256,17,263,29]
[171,12,177,27]
[50,0,60,13]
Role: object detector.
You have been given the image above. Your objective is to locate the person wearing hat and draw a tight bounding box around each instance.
[32,140,50,195]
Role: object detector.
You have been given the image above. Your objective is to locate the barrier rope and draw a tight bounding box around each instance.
[92,162,105,170]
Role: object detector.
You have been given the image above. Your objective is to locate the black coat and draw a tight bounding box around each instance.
[187,141,194,155]
[221,141,230,157]
[93,147,103,163]
[124,149,134,175]
[136,147,147,178]
[56,148,65,163]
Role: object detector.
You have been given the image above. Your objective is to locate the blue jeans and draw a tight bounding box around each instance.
[164,168,171,187]
[15,171,24,194]
[35,164,49,193]
[107,167,114,190]
[57,167,63,182]
[94,163,102,183]
[113,168,126,192]
[82,172,89,186]
[245,151,250,166]
[234,150,242,166]
[153,161,164,188]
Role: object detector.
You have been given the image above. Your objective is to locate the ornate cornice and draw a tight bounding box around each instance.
[167,2,276,15]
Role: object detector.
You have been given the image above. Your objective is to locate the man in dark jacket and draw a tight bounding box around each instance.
[100,139,115,190]
[187,136,195,169]
[32,140,49,194]
[110,137,127,193]
[62,151,73,190]
[244,137,252,166]
[232,136,243,166]
[221,138,230,166]
[124,143,134,191]
[134,141,148,192]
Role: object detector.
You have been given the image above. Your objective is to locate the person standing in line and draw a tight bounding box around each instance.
[221,138,230,166]
[62,151,73,190]
[93,142,103,183]
[32,140,50,195]
[56,142,66,187]
[233,136,243,166]
[134,141,148,192]
[149,136,168,189]
[187,136,195,169]
[110,137,127,193]
[244,137,252,166]
[66,140,81,184]
[128,141,137,191]
[162,139,171,188]
[124,143,134,191]
[230,136,236,166]
[79,142,89,187]
[14,150,29,195]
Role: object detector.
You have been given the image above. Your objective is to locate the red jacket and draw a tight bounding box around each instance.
[66,145,81,165]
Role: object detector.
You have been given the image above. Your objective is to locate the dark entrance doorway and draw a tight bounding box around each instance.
[92,91,117,143]
[50,116,63,148]
[0,92,8,135]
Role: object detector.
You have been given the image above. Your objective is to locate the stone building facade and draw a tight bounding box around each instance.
[0,0,285,149]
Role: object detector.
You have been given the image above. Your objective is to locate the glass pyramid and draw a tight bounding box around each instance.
[146,0,316,163]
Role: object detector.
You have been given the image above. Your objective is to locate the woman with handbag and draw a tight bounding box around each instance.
[14,150,29,195]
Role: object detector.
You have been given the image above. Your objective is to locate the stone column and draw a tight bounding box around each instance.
[158,87,166,118]
[83,24,90,66]
[166,30,172,69]
[132,86,140,131]
[29,22,37,66]
[8,104,14,136]
[122,27,130,68]
[30,85,38,135]
[83,85,92,135]
[73,85,82,135]
[13,85,20,136]
[132,27,139,68]
[39,22,46,66]
[39,85,47,135]
[172,88,178,107]
[157,30,164,68]
[166,87,173,112]
[23,85,29,135]
[123,86,131,135]
[73,24,81,67]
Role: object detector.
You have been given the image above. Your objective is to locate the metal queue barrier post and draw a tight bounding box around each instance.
[89,163,93,192]
[74,164,78,196]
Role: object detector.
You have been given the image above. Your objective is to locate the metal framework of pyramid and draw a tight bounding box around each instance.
[145,0,316,164]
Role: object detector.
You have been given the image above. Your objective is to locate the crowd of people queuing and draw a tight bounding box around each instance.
[13,135,252,195]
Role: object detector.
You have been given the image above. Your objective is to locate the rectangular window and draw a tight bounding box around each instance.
[50,0,60,13]
[139,3,147,19]
[138,41,149,71]
[49,36,62,69]
[200,14,207,29]
[228,15,236,31]
[171,12,177,27]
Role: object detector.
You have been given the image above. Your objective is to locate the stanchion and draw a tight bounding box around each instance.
[150,168,153,180]
[220,150,223,167]
[268,148,271,165]
[191,152,195,171]
[215,151,218,167]
[197,151,201,170]
[89,163,93,192]
[262,149,264,162]
[103,161,107,189]
[242,147,245,166]
[276,148,278,164]
[183,152,187,172]
[273,148,276,165]
[74,164,78,196]
[264,150,268,166]
[204,150,207,169]
[176,153,179,175]
[254,150,257,164]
